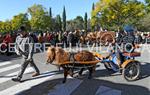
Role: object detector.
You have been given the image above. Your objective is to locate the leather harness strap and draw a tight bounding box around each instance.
[69,52,76,63]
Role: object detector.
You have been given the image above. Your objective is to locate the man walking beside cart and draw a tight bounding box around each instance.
[12,26,40,82]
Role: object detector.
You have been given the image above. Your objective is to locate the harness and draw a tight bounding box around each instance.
[67,52,76,69]
[68,52,76,63]
[51,52,96,69]
[65,52,95,68]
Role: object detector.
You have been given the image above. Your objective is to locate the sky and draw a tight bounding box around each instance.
[0,0,100,21]
[0,0,145,21]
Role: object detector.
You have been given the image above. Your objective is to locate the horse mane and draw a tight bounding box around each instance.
[54,47,70,64]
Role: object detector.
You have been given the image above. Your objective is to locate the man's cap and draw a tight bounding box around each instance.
[18,26,26,32]
[123,25,134,32]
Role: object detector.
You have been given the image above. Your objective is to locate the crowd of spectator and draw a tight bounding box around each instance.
[0,30,83,55]
[0,29,149,56]
[30,31,81,46]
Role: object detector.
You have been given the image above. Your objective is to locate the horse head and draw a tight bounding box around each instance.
[46,47,56,64]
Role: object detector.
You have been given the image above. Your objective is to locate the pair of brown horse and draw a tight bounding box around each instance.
[79,31,115,45]
[46,47,100,83]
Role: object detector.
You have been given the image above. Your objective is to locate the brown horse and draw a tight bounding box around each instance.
[84,31,115,45]
[46,47,97,83]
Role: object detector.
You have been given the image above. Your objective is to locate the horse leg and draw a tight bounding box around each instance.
[57,66,61,71]
[62,67,69,83]
[88,67,93,79]
[93,65,96,72]
[68,68,74,77]
[78,68,84,76]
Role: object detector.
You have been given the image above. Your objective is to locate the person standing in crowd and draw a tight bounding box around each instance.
[50,32,55,45]
[38,32,44,51]
[43,32,47,43]
[11,32,17,43]
[12,26,40,82]
[136,33,143,44]
[116,30,125,46]
[55,32,59,45]
[30,33,38,43]
[67,32,74,46]
[58,32,62,43]
[46,32,51,43]
[2,33,13,56]
[73,30,80,46]
[38,32,44,44]
[62,32,67,46]
[0,34,3,43]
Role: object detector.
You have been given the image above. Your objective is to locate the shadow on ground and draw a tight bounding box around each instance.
[17,78,149,95]
[74,62,150,80]
[0,52,44,62]
[139,62,150,80]
[14,63,150,95]
[0,54,20,62]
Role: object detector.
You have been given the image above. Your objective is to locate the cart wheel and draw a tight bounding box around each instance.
[104,62,113,71]
[123,61,141,81]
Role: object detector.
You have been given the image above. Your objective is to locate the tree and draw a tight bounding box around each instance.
[87,19,91,31]
[139,13,150,31]
[84,12,88,32]
[49,7,53,31]
[92,3,95,11]
[91,0,145,31]
[66,20,75,31]
[91,2,97,31]
[5,20,12,32]
[0,21,12,33]
[62,6,66,32]
[145,0,150,12]
[49,7,52,18]
[28,4,51,31]
[0,21,3,32]
[74,16,84,30]
[11,13,30,31]
[55,15,62,31]
[66,16,84,31]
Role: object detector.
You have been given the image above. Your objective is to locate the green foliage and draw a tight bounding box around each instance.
[91,0,145,31]
[92,3,95,11]
[74,16,84,30]
[0,13,29,33]
[11,13,30,31]
[0,1,149,33]
[145,0,150,12]
[66,20,75,31]
[28,4,51,31]
[62,6,66,32]
[49,7,52,18]
[91,4,94,31]
[0,20,12,33]
[55,15,62,31]
[84,12,88,32]
[139,13,150,31]
[66,16,84,31]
